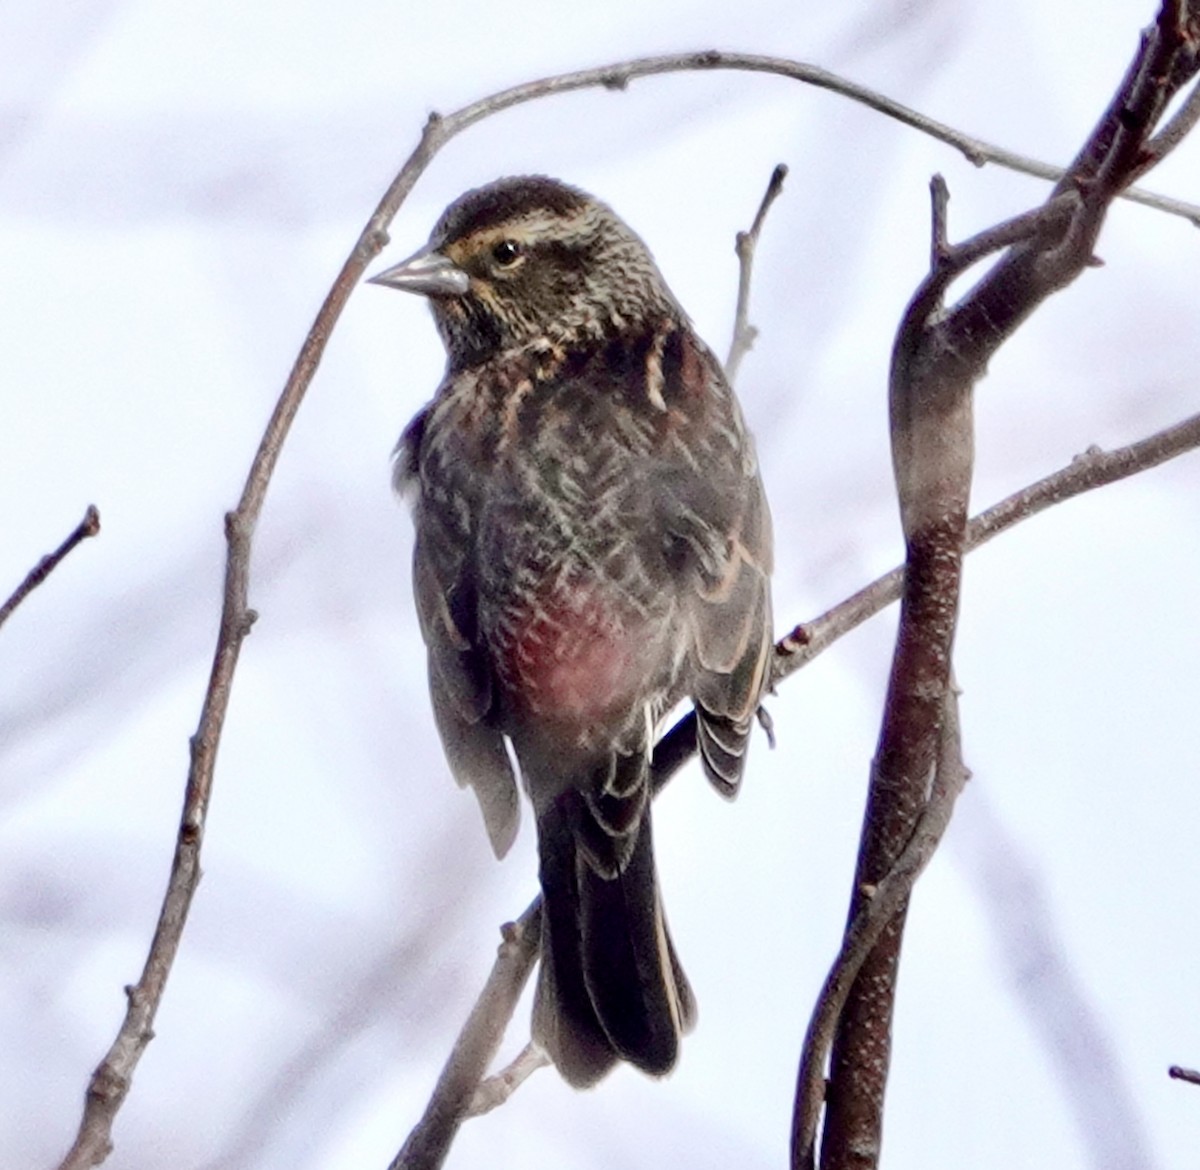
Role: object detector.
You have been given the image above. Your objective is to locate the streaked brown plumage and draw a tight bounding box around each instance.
[371,176,773,1087]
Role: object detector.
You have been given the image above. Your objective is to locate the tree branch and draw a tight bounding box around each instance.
[793,686,969,1170]
[0,505,99,631]
[386,902,541,1170]
[769,406,1200,690]
[810,8,1200,1167]
[815,174,981,1170]
[726,163,789,383]
[467,1044,551,1118]
[53,33,1200,1170]
[1136,77,1200,177]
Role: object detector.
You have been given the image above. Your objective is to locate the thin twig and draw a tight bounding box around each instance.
[0,505,99,631]
[467,1043,551,1118]
[726,163,788,382]
[770,409,1200,689]
[388,902,541,1170]
[1137,78,1200,176]
[424,50,1200,226]
[1169,1065,1200,1086]
[904,179,1077,350]
[52,41,1200,1170]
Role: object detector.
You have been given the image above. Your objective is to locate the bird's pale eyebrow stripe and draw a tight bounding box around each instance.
[457,207,597,251]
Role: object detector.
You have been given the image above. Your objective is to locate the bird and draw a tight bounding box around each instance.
[369,175,773,1088]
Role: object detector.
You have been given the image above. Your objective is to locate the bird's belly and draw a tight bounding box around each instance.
[488,573,669,736]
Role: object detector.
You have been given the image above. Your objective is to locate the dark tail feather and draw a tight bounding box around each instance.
[532,790,695,1087]
[532,794,617,1088]
[578,807,695,1069]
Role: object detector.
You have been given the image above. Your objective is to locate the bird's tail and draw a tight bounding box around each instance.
[532,785,695,1088]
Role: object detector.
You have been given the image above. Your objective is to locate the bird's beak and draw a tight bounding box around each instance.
[367,246,470,297]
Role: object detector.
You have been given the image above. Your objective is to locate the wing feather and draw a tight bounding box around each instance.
[407,408,520,857]
[653,330,774,798]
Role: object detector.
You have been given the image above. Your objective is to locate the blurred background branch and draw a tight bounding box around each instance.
[0,505,99,631]
[5,6,1195,1170]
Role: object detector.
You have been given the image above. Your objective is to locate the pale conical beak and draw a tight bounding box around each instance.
[367,247,470,297]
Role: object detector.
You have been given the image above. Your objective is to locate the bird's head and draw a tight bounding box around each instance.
[369,176,678,367]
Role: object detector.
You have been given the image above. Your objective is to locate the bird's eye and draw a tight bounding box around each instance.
[491,239,522,267]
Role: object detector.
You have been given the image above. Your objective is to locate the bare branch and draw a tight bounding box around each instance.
[908,178,1078,347]
[811,9,1200,1166]
[0,505,99,631]
[726,163,788,383]
[52,34,1200,1168]
[436,51,1200,225]
[1169,1065,1200,1086]
[1138,78,1200,175]
[770,407,1200,690]
[467,1044,551,1118]
[792,686,969,1170]
[388,902,541,1170]
[816,175,979,1170]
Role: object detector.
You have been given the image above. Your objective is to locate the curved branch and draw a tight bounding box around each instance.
[415,51,1200,224]
[53,36,1200,1170]
[726,163,789,383]
[808,7,1200,1166]
[792,687,968,1167]
[388,903,542,1170]
[814,173,981,1170]
[467,1043,551,1118]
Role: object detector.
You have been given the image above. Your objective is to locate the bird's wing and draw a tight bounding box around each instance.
[402,407,520,858]
[686,469,773,797]
[649,330,774,796]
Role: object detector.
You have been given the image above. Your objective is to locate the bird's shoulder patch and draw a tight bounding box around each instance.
[659,321,714,403]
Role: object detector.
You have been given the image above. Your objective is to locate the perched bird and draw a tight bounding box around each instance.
[370,176,773,1087]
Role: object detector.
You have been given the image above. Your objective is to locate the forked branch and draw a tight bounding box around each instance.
[804,6,1200,1168]
[727,163,789,383]
[53,25,1200,1170]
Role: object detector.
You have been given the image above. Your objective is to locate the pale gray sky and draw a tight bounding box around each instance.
[3,2,1198,1168]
